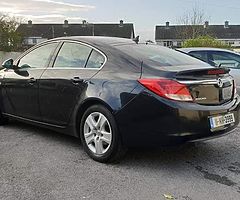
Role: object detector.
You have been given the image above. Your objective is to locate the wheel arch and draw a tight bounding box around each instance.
[74,98,114,137]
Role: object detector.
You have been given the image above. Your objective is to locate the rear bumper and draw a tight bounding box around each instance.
[115,90,240,147]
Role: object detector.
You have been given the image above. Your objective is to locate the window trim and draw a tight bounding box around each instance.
[51,40,107,70]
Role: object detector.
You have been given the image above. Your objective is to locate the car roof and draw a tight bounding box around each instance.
[178,47,240,55]
[48,36,136,47]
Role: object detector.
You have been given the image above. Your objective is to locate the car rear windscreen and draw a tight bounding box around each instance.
[116,44,208,67]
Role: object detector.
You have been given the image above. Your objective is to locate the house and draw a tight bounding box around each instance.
[17,20,135,48]
[155,21,240,48]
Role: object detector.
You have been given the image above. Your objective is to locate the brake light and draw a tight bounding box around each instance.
[207,69,226,75]
[138,79,193,102]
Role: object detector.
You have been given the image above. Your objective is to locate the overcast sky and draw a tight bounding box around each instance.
[1,0,240,41]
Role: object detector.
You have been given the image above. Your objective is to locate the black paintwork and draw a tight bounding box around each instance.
[0,36,239,147]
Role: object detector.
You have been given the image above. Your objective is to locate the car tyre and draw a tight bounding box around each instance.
[0,112,9,125]
[80,104,126,163]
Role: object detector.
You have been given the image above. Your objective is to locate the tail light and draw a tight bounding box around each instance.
[138,79,193,102]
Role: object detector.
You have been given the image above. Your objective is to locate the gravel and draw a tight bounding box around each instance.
[0,121,240,200]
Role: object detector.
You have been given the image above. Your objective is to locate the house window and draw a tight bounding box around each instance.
[177,41,182,47]
[23,39,28,45]
[167,41,173,47]
[163,41,173,47]
[32,38,37,44]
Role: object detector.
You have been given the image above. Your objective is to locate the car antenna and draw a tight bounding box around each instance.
[140,61,143,78]
[133,36,140,44]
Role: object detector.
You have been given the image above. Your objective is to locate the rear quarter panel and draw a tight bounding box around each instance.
[68,48,143,137]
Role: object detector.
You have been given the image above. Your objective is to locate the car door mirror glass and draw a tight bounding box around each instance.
[2,58,15,69]
[19,64,31,69]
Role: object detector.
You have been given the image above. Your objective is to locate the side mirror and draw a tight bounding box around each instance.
[2,58,14,69]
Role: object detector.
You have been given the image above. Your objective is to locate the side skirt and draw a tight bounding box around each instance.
[2,112,66,129]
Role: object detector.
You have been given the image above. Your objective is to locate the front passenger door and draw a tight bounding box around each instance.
[1,42,59,120]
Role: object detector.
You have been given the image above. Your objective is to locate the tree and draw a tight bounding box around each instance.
[0,14,22,52]
[177,6,210,40]
[182,36,231,49]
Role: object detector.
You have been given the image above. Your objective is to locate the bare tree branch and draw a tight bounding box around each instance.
[177,5,209,40]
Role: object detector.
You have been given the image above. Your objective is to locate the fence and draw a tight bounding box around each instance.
[0,51,22,65]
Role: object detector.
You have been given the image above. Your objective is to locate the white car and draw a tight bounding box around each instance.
[178,47,240,93]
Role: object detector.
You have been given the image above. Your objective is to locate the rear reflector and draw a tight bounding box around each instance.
[138,79,193,102]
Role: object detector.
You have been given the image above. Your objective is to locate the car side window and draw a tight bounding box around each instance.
[210,51,240,68]
[86,50,105,69]
[189,51,208,63]
[54,42,92,68]
[18,43,58,69]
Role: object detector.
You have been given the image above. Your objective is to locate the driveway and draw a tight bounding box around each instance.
[0,121,240,200]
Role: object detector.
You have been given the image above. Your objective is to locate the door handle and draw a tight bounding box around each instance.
[28,78,36,84]
[71,77,83,84]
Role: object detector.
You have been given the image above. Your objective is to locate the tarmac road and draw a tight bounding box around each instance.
[0,121,240,200]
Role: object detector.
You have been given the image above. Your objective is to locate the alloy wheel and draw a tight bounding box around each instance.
[83,112,112,155]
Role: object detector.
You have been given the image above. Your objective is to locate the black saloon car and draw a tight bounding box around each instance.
[0,37,239,163]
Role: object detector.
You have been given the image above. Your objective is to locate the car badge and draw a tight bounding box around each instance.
[217,78,224,88]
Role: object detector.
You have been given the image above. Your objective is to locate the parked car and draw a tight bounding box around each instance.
[0,37,239,163]
[178,48,240,93]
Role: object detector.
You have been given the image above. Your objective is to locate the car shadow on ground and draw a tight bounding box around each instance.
[6,120,240,168]
[5,120,81,147]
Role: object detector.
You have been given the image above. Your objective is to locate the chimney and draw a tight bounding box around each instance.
[82,20,87,27]
[27,20,32,28]
[204,21,209,28]
[166,22,170,27]
[224,21,229,29]
[63,20,69,28]
[119,20,124,27]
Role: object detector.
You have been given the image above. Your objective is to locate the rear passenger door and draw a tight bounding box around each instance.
[39,41,106,126]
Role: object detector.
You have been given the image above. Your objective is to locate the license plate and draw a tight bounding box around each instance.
[222,86,233,100]
[209,113,235,129]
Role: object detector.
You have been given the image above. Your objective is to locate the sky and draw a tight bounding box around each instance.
[1,0,240,41]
